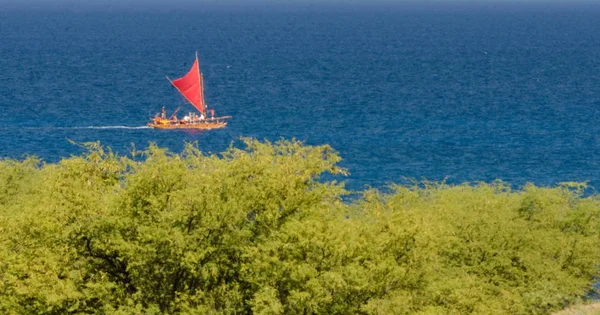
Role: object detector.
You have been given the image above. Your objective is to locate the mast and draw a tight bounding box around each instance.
[201,75,206,112]
[196,51,206,115]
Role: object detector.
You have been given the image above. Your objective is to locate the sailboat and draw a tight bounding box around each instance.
[148,53,230,129]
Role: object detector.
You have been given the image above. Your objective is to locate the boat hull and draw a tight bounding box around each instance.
[148,121,227,130]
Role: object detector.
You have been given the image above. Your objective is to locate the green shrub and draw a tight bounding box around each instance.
[0,139,598,314]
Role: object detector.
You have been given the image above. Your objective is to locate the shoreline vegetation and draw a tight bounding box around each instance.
[0,139,599,314]
[553,302,600,315]
[552,302,600,315]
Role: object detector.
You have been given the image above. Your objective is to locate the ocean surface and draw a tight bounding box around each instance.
[1,3,599,191]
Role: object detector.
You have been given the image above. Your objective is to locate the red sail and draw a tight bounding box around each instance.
[171,58,205,114]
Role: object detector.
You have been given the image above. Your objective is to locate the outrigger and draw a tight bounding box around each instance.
[148,52,231,129]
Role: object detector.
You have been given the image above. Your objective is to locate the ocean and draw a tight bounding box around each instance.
[1,3,599,191]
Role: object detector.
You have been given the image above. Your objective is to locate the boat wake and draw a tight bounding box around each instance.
[0,126,151,130]
[74,126,150,129]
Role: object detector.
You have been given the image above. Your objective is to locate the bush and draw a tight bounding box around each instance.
[0,139,598,314]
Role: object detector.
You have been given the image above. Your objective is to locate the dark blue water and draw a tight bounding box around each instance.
[1,4,599,190]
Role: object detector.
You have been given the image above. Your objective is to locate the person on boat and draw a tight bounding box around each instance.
[161,107,166,119]
[199,113,205,121]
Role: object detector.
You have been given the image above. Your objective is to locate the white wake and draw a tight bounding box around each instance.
[74,126,150,129]
[0,126,151,130]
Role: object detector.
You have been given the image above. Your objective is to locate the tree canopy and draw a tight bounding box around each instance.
[0,139,598,314]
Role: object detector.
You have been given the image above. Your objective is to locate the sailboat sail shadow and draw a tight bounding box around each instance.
[148,53,231,130]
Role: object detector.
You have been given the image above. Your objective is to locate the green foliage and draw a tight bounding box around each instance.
[0,139,598,314]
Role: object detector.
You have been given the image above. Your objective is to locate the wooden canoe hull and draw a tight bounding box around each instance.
[148,121,227,130]
[148,116,230,130]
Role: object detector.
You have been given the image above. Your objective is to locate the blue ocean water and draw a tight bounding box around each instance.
[0,4,599,191]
